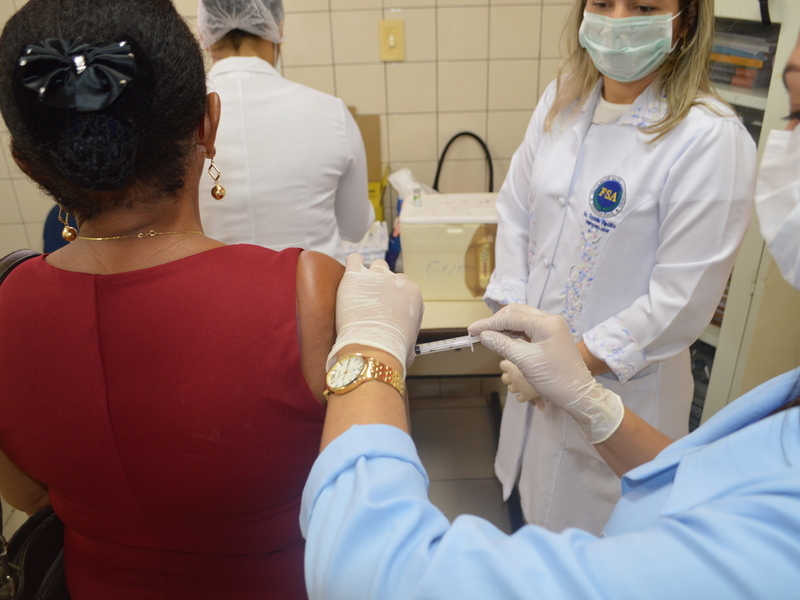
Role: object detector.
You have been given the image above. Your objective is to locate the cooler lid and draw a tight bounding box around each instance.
[399,193,499,224]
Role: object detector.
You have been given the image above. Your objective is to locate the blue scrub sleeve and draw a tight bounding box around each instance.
[301,423,800,600]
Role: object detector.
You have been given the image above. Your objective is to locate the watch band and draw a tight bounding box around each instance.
[324,355,405,400]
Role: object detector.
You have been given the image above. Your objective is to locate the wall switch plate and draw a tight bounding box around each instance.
[379,20,405,62]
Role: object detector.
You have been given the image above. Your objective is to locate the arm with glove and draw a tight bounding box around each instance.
[469,304,673,476]
[320,254,424,450]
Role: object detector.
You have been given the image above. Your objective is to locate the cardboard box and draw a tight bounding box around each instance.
[349,107,385,221]
[400,193,498,302]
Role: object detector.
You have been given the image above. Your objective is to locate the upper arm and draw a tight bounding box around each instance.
[296,251,345,404]
[0,448,49,515]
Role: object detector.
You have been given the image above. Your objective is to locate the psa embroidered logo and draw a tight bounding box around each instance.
[589,176,626,217]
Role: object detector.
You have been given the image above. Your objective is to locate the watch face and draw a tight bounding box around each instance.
[327,355,366,389]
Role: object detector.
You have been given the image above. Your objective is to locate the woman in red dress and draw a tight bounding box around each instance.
[0,0,341,598]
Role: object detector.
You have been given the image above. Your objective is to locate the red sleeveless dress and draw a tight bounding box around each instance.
[0,245,325,599]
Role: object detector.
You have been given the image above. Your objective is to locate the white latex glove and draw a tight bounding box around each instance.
[500,360,547,410]
[469,304,623,444]
[328,254,424,378]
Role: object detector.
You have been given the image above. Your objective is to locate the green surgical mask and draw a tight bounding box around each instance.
[579,11,681,83]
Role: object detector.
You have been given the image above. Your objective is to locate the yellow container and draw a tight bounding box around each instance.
[400,193,498,302]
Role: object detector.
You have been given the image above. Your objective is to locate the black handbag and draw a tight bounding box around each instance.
[0,249,70,600]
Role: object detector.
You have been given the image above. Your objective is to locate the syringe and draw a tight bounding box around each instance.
[414,331,528,355]
[414,334,482,355]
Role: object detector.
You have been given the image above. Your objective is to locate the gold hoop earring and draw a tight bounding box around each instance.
[58,205,78,242]
[208,160,226,200]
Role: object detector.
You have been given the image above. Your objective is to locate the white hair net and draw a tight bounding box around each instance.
[198,0,284,47]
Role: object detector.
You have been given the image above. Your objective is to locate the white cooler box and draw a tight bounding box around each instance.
[400,193,498,302]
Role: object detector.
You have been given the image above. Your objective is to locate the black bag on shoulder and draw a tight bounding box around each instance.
[0,249,69,600]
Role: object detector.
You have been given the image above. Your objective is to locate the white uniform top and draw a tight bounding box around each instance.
[485,79,756,534]
[200,57,374,263]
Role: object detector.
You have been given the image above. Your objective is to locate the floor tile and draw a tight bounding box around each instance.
[410,405,497,480]
[428,478,511,534]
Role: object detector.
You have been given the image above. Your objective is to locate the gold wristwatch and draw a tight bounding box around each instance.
[323,354,405,400]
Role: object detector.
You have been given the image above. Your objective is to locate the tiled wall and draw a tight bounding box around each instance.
[0,0,572,255]
[0,1,52,256]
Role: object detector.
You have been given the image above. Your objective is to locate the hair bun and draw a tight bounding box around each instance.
[51,113,138,190]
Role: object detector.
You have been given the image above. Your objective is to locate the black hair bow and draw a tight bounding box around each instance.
[18,38,136,112]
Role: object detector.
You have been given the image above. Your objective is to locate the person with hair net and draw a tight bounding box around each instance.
[197,0,374,264]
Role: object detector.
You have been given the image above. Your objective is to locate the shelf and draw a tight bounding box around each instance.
[698,323,721,348]
[713,82,769,111]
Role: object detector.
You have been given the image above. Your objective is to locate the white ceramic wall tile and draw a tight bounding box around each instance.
[437,7,489,61]
[281,12,333,66]
[1,0,18,24]
[492,158,512,191]
[171,0,196,16]
[434,158,488,193]
[285,0,331,13]
[438,60,488,112]
[331,0,383,10]
[282,65,337,96]
[0,139,9,180]
[436,0,485,6]
[24,222,44,253]
[487,109,533,158]
[540,3,572,59]
[538,57,561,98]
[334,63,387,113]
[489,5,541,59]
[387,62,437,113]
[0,189,23,224]
[0,133,24,180]
[12,178,54,223]
[0,225,30,256]
[384,8,436,62]
[387,113,437,161]
[488,59,539,110]
[379,114,389,163]
[490,0,542,5]
[331,10,382,64]
[384,0,437,9]
[437,112,488,160]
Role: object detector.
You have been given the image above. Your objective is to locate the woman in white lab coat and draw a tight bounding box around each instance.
[197,0,374,263]
[485,0,757,534]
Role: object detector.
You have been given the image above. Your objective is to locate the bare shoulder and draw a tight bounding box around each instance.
[296,251,345,403]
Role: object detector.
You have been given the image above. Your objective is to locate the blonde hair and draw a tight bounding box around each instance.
[545,0,725,140]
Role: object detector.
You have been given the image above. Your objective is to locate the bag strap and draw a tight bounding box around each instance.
[0,250,40,286]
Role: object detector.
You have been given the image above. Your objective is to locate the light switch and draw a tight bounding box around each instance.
[379,20,405,62]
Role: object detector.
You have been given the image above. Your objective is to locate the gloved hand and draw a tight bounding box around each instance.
[328,254,424,378]
[469,304,623,444]
[500,359,547,411]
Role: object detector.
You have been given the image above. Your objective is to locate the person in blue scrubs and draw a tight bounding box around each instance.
[300,31,800,599]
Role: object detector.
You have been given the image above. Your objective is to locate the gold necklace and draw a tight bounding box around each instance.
[78,229,203,241]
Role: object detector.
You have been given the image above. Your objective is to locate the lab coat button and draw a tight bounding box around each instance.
[558,197,566,207]
[543,258,550,268]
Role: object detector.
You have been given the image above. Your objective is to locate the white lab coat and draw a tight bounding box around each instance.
[485,79,756,534]
[200,57,374,263]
